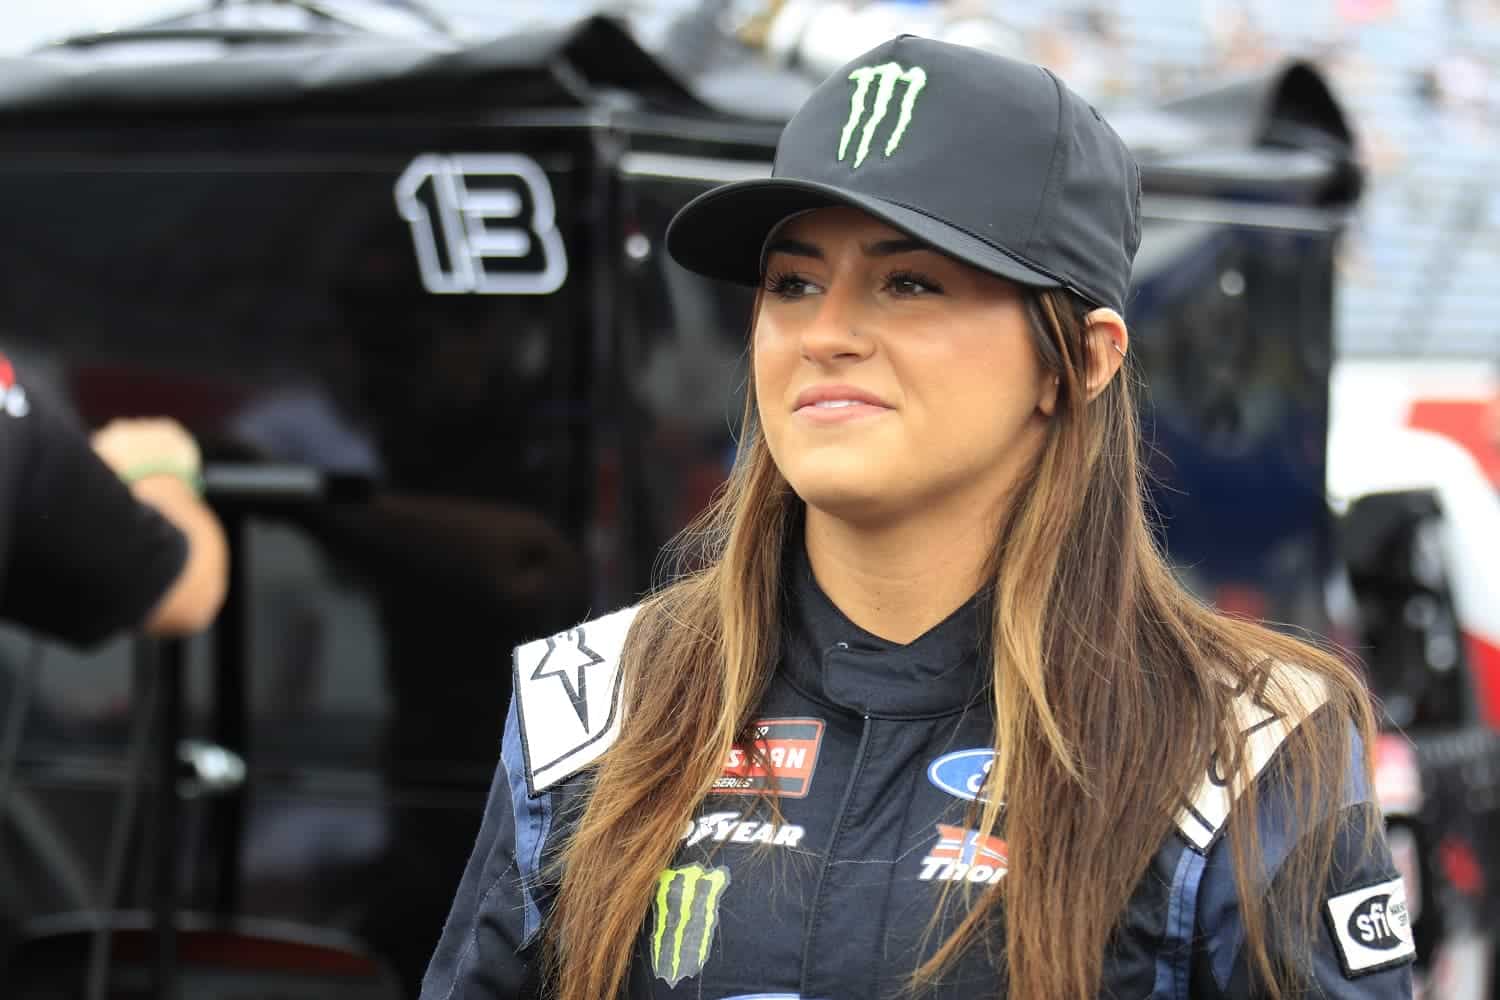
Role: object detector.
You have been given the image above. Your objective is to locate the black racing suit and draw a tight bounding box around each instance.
[422,546,1414,999]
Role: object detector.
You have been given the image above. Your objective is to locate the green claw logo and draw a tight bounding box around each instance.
[838,62,928,169]
[650,863,731,986]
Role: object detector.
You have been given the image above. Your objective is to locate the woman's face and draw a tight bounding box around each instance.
[754,207,1058,527]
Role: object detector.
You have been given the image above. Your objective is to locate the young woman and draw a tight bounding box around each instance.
[422,36,1413,1000]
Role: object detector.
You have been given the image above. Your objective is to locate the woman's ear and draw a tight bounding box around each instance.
[1083,308,1129,401]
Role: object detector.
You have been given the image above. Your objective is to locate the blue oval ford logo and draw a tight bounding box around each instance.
[928,749,995,802]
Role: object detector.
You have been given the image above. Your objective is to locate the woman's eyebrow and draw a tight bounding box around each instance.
[763,237,822,260]
[864,238,930,257]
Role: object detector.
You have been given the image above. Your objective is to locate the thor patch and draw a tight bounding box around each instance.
[514,606,638,796]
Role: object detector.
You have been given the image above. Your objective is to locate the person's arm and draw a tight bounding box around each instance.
[90,418,228,634]
[422,695,547,999]
[1192,741,1415,998]
[0,387,225,645]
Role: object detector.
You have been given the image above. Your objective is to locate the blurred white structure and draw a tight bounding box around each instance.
[4,1,183,53]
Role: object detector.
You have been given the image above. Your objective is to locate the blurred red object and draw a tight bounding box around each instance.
[1408,397,1500,488]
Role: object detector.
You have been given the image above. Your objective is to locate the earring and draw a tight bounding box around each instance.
[1111,342,1127,358]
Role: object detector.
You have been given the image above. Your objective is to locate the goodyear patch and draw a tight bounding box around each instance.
[651,863,731,987]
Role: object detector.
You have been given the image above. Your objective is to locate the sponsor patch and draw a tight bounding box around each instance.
[838,62,928,169]
[651,863,731,987]
[1325,877,1417,976]
[1176,662,1328,851]
[514,606,638,795]
[714,718,824,798]
[919,823,1008,885]
[927,748,994,803]
[681,811,806,850]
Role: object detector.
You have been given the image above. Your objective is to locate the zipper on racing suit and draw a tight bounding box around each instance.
[799,707,873,997]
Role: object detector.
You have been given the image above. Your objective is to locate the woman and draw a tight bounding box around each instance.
[422,36,1412,1000]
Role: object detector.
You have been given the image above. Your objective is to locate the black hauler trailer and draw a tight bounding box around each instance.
[0,12,1478,998]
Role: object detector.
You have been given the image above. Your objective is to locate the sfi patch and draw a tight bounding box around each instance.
[1325,877,1416,976]
[713,718,824,798]
[651,863,731,988]
[513,606,638,796]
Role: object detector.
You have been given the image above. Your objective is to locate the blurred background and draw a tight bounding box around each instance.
[0,1,1498,997]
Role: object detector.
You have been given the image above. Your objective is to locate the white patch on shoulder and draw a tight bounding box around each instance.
[513,605,640,796]
[1175,661,1330,851]
[1326,877,1416,976]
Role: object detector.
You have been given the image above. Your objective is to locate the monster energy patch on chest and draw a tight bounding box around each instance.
[651,863,732,987]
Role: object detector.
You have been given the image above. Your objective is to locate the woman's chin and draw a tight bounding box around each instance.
[794,481,909,528]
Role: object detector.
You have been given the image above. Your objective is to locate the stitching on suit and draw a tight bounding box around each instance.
[444,856,521,1000]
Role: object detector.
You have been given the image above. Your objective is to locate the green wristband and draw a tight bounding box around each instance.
[123,462,204,496]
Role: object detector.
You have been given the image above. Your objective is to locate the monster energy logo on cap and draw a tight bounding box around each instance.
[650,863,731,987]
[838,62,928,169]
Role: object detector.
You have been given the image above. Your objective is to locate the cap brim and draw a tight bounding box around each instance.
[664,177,1063,291]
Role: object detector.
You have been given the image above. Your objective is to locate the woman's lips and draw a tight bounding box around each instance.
[793,399,893,424]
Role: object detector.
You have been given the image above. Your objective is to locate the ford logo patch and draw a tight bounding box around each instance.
[927,749,995,802]
[1347,894,1407,951]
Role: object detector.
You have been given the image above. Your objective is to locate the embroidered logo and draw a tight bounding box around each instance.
[919,823,1009,885]
[838,62,928,169]
[680,811,806,849]
[714,718,825,798]
[651,863,731,987]
[1325,877,1416,976]
[927,748,995,803]
[529,628,605,730]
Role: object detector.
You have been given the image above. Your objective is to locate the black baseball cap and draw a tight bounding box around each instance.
[666,35,1142,314]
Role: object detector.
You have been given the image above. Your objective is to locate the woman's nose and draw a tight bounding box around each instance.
[798,285,875,365]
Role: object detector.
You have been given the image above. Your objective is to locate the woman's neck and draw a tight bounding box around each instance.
[802,504,996,645]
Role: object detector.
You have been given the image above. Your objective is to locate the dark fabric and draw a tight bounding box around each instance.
[1194,801,1412,999]
[0,370,187,647]
[666,34,1142,312]
[423,540,1412,999]
[418,723,546,1000]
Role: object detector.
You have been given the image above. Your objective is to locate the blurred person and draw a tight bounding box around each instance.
[0,355,226,644]
[424,37,1412,1000]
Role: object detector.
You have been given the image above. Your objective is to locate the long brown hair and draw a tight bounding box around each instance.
[543,286,1376,999]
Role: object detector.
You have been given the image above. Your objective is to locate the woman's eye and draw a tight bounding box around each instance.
[763,272,819,300]
[885,271,943,297]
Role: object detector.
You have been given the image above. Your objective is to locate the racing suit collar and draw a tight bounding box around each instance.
[781,540,992,719]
